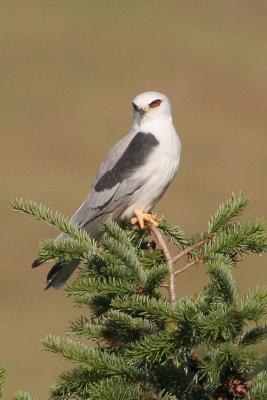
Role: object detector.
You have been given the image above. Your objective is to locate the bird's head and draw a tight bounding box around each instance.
[132,91,172,124]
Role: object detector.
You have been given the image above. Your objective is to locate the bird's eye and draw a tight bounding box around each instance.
[132,102,139,111]
[149,99,162,108]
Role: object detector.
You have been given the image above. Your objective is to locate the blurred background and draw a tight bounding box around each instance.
[1,1,266,398]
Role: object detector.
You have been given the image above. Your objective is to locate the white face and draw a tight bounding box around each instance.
[132,91,172,123]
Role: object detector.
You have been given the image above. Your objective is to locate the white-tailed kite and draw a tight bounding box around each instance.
[33,91,181,289]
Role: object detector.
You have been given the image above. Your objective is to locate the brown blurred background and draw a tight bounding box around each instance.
[1,1,266,398]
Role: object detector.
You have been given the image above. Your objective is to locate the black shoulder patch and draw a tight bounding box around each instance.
[94,132,159,192]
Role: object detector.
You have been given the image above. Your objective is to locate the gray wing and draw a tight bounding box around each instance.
[69,130,159,237]
[41,130,159,288]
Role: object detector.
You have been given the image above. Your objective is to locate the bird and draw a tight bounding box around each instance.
[33,91,181,289]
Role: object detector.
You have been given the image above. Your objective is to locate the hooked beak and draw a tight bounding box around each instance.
[139,107,145,116]
[132,103,148,117]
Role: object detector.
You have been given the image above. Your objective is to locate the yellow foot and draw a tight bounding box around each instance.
[130,208,160,229]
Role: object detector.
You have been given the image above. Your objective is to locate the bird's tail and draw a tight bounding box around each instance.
[31,215,104,289]
[32,207,121,289]
[32,258,80,289]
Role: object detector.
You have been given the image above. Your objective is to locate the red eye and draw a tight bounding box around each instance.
[149,99,162,108]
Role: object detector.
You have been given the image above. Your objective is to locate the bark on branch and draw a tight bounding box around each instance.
[150,225,176,304]
[150,226,206,304]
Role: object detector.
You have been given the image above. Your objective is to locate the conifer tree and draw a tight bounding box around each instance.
[0,366,5,399]
[9,193,267,399]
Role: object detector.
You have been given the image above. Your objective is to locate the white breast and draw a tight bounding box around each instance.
[121,121,181,220]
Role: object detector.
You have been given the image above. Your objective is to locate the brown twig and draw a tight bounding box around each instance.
[172,240,207,263]
[150,225,176,304]
[149,227,208,304]
[175,259,199,275]
[160,284,169,289]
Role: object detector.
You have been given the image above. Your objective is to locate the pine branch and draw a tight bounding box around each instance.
[70,312,157,345]
[119,221,148,248]
[88,377,140,400]
[11,198,95,246]
[239,290,267,321]
[126,330,177,364]
[158,219,189,249]
[38,238,94,264]
[111,295,177,320]
[208,192,249,234]
[103,310,158,335]
[198,303,243,342]
[138,249,165,270]
[67,276,139,298]
[82,294,112,316]
[13,393,39,400]
[250,371,267,399]
[78,254,135,281]
[238,325,267,346]
[0,366,5,399]
[42,335,139,377]
[197,343,259,390]
[205,220,267,262]
[156,390,178,400]
[100,236,145,283]
[204,254,237,304]
[112,295,200,337]
[50,367,102,399]
[11,193,267,399]
[101,219,137,247]
[70,316,104,341]
[144,264,169,293]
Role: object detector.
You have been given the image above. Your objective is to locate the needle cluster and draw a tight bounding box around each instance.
[4,193,267,399]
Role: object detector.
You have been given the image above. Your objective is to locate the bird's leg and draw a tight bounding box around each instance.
[131,208,159,229]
